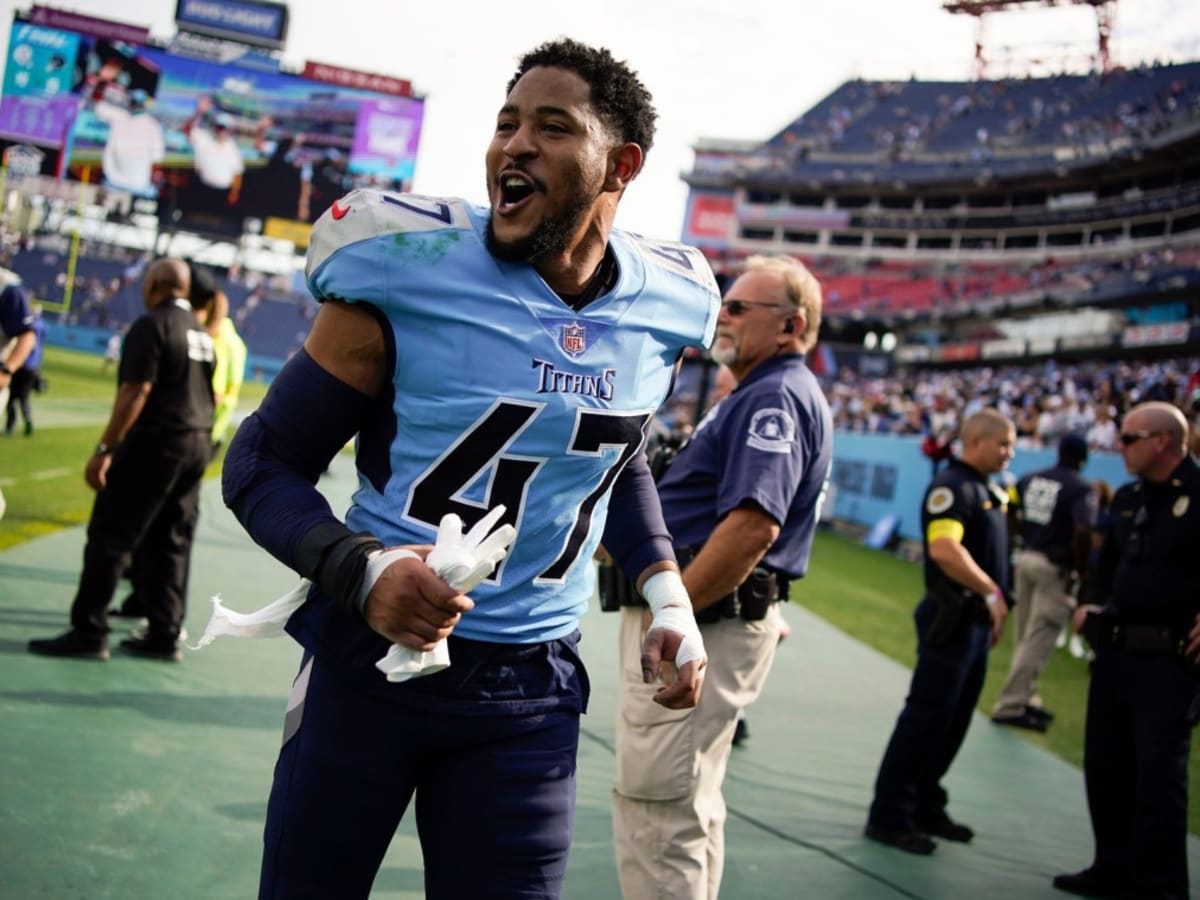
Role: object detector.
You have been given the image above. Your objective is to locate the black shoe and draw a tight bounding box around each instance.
[119,635,182,662]
[130,622,188,643]
[1027,704,1055,723]
[28,630,110,660]
[1052,867,1129,897]
[991,709,1049,733]
[732,717,749,747]
[863,822,936,855]
[108,599,145,619]
[915,811,974,843]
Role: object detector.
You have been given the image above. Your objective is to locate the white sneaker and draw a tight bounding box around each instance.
[1068,633,1093,661]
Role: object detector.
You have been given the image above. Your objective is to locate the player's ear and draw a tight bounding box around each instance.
[605,143,644,193]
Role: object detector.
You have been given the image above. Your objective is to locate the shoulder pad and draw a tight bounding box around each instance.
[623,232,719,294]
[306,190,474,291]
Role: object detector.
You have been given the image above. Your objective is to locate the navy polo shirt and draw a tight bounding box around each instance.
[656,353,833,579]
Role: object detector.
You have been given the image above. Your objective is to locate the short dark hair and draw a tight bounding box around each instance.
[1058,433,1088,468]
[187,262,219,309]
[507,38,656,155]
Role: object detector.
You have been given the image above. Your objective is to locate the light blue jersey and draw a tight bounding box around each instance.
[306,190,719,642]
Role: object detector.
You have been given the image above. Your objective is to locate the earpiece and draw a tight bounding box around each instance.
[783,318,795,334]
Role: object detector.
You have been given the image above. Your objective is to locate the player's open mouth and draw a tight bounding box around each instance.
[496,171,538,215]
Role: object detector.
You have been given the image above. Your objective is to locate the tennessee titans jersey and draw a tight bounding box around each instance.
[306,189,719,642]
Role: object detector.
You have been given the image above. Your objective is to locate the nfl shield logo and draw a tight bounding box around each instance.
[561,323,586,357]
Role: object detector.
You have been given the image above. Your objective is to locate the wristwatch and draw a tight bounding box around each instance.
[94,442,116,457]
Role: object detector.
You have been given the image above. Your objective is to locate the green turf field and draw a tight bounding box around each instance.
[0,346,268,550]
[2,345,1196,836]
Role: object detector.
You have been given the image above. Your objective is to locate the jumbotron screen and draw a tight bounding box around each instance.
[0,16,425,239]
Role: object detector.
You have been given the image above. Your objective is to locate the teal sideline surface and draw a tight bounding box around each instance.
[1,455,1195,899]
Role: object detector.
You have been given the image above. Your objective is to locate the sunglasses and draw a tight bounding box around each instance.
[1118,430,1163,447]
[720,299,788,317]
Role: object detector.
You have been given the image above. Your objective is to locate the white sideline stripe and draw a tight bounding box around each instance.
[0,467,73,486]
[31,467,72,481]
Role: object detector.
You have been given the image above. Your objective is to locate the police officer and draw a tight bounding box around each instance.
[611,254,833,899]
[1054,402,1200,900]
[29,258,215,662]
[865,408,1014,855]
[991,432,1096,732]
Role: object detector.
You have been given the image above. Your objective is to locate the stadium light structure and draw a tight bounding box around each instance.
[942,0,1116,79]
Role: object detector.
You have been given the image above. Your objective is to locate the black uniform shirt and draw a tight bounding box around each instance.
[1015,465,1096,566]
[1093,456,1200,630]
[119,297,215,434]
[921,457,1011,600]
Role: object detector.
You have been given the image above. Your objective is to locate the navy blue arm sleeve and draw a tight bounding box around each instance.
[600,451,677,580]
[222,349,382,607]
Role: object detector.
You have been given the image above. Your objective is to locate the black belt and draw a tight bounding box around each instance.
[598,546,788,624]
[693,591,740,625]
[695,567,783,624]
[1092,623,1185,655]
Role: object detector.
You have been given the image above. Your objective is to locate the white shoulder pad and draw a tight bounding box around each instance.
[305,190,474,284]
[625,233,719,293]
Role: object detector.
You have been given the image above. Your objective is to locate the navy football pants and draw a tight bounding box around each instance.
[869,594,992,830]
[259,650,582,899]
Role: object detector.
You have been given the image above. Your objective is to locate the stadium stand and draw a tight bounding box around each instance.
[682,58,1200,391]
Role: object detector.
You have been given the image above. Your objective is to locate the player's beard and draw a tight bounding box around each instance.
[486,174,596,264]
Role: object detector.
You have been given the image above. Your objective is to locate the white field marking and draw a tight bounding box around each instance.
[0,467,73,486]
[30,467,72,481]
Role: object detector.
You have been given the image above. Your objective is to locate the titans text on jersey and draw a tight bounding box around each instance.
[302,189,720,643]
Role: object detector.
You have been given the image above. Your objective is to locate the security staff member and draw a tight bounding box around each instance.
[29,258,215,662]
[1054,402,1200,900]
[991,432,1096,732]
[611,254,833,900]
[865,409,1014,855]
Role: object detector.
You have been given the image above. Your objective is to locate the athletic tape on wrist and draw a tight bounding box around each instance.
[356,547,421,614]
[641,570,705,670]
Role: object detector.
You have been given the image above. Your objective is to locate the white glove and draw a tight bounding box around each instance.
[189,582,310,650]
[374,506,516,682]
[642,570,706,671]
[425,505,517,592]
[190,507,516,678]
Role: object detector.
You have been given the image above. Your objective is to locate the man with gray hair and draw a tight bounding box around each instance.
[611,254,833,898]
[1055,401,1200,900]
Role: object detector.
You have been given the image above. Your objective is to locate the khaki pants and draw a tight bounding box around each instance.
[611,603,782,900]
[993,549,1074,717]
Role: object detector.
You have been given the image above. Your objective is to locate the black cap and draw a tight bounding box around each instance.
[1058,433,1088,467]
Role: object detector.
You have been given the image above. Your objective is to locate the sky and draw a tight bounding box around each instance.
[1,0,1199,239]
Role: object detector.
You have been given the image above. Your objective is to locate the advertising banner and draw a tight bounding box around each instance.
[683,190,734,247]
[0,17,424,237]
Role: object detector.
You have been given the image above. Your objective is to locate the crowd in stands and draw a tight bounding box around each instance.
[706,242,1200,320]
[5,241,315,362]
[769,61,1200,164]
[6,240,1198,458]
[825,357,1200,451]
